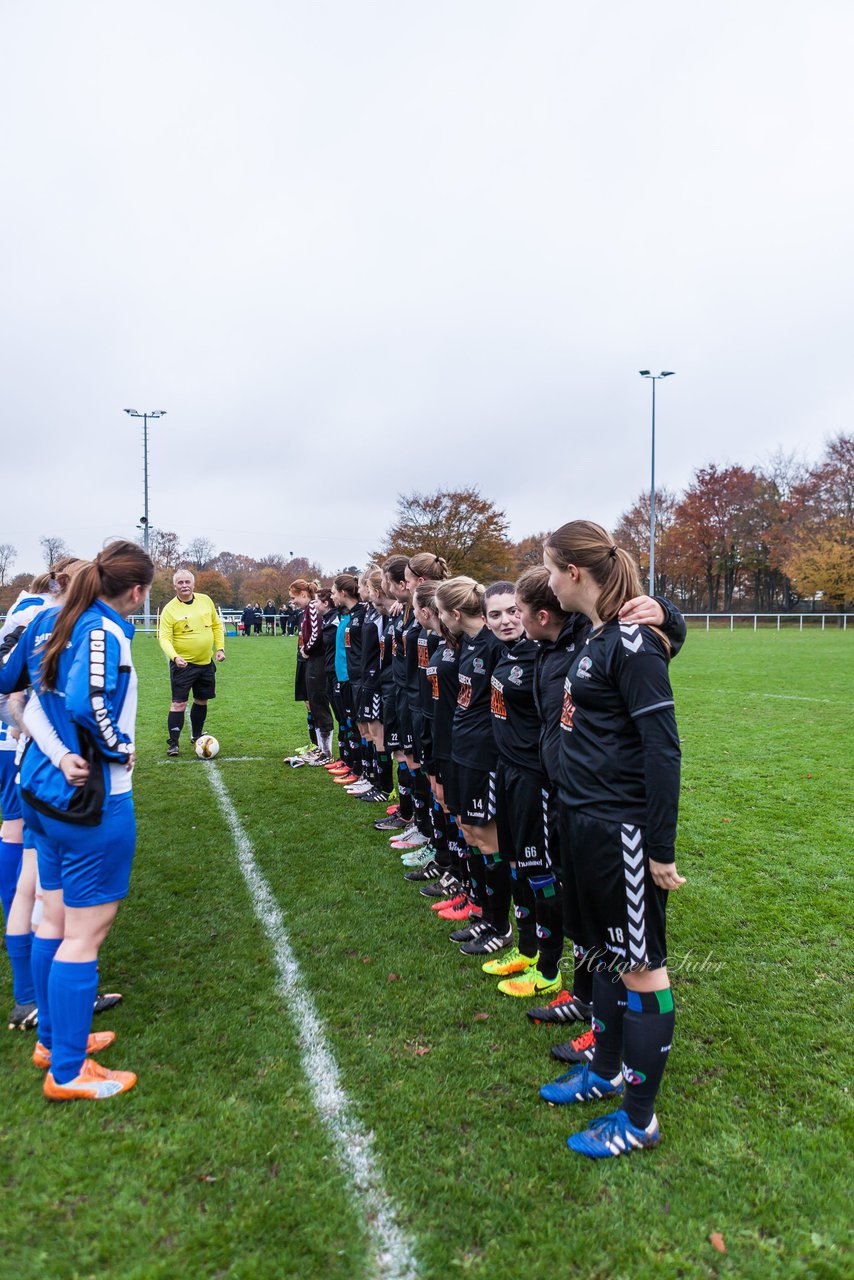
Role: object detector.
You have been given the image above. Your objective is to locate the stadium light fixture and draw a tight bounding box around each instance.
[125,408,167,632]
[639,372,676,592]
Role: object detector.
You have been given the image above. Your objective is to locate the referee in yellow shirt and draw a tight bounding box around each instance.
[158,568,225,756]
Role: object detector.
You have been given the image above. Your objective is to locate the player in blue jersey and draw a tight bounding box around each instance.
[0,559,90,1029]
[1,540,154,1100]
[539,521,685,1158]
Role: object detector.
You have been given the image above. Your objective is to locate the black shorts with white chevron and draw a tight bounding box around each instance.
[558,806,669,970]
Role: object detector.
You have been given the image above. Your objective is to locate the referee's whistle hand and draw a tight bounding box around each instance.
[174,657,188,668]
[649,859,686,890]
[215,649,225,662]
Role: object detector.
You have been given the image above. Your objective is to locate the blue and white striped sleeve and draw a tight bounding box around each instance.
[65,626,133,761]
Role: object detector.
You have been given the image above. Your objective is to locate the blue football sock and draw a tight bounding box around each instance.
[5,932,35,1005]
[31,935,62,1049]
[48,958,99,1084]
[0,840,23,920]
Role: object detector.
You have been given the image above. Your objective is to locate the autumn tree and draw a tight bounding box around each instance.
[0,571,33,613]
[670,466,765,610]
[613,489,678,595]
[783,434,854,610]
[786,520,854,609]
[195,569,234,606]
[183,537,216,570]
[377,488,513,581]
[0,544,16,588]
[508,532,551,576]
[146,528,183,570]
[40,535,70,567]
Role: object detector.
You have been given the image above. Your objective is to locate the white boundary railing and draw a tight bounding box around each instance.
[684,613,851,631]
[2,611,851,635]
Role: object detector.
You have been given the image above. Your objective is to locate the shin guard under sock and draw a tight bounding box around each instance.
[411,769,430,837]
[5,932,35,1004]
[377,752,393,794]
[167,711,184,745]
[622,987,675,1127]
[483,856,512,934]
[530,871,563,979]
[189,702,208,739]
[397,764,414,821]
[590,968,628,1080]
[511,868,537,958]
[572,944,594,1006]
[0,840,23,920]
[31,934,62,1050]
[47,958,100,1084]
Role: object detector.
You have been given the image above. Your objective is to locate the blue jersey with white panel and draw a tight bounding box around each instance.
[0,600,138,826]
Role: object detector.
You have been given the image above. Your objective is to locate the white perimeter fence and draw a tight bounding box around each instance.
[2,610,851,636]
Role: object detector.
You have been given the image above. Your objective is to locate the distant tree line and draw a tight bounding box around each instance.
[2,434,851,614]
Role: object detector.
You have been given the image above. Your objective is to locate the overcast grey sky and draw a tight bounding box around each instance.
[2,1,851,575]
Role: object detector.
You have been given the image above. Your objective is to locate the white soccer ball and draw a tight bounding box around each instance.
[195,735,220,759]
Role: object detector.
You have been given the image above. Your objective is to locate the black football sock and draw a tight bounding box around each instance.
[621,987,675,1128]
[429,802,451,870]
[167,710,184,743]
[377,752,393,794]
[411,769,430,837]
[511,868,538,958]
[397,764,414,821]
[590,967,628,1080]
[530,870,563,979]
[468,858,484,913]
[483,855,512,935]
[189,703,207,739]
[306,713,317,747]
[572,944,594,1006]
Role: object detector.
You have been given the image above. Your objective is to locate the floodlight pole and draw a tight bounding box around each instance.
[124,408,167,631]
[639,372,675,593]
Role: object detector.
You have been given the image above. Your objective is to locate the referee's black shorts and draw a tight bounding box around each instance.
[170,659,216,702]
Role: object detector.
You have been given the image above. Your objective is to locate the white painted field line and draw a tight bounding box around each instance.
[154,756,264,765]
[207,763,418,1280]
[707,689,831,705]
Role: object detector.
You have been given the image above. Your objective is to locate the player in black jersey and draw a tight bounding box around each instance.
[484,579,565,998]
[538,521,685,1160]
[326,573,361,784]
[516,567,686,1040]
[382,556,421,841]
[348,567,394,802]
[396,555,452,867]
[435,577,512,955]
[408,583,462,896]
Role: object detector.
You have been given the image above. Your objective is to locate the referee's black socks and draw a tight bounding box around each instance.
[167,710,185,744]
[190,703,207,739]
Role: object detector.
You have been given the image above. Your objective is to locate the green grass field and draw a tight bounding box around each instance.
[2,631,852,1280]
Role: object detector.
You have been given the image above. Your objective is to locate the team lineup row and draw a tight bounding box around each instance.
[0,523,686,1152]
[282,524,688,1159]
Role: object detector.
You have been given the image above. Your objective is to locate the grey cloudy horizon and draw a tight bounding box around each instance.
[2,1,852,576]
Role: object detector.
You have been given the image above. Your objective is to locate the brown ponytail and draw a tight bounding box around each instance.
[435,576,485,620]
[382,555,409,585]
[515,566,569,621]
[39,540,154,690]
[408,552,450,581]
[544,521,641,624]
